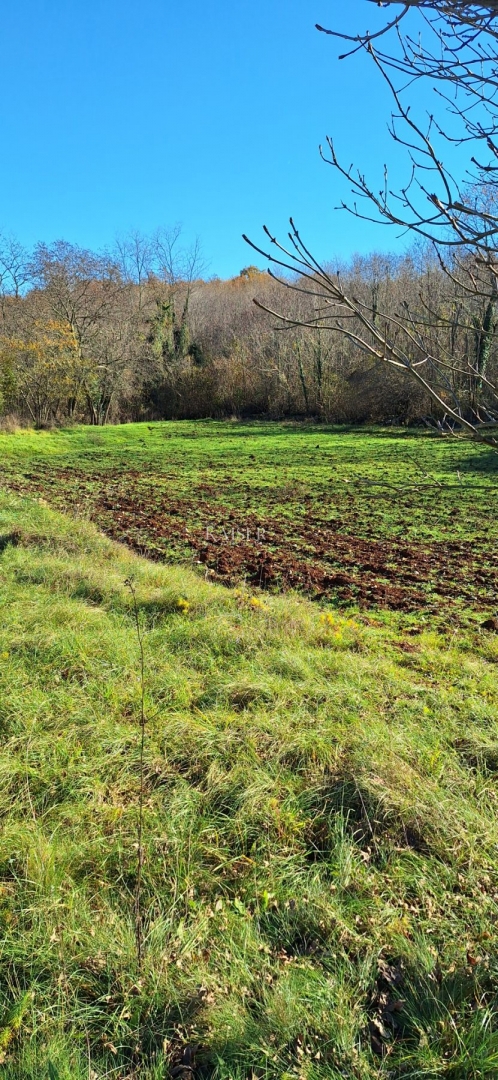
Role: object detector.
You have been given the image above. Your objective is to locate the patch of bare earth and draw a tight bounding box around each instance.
[6,468,496,613]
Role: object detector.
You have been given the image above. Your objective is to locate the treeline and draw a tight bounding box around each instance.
[0,228,496,426]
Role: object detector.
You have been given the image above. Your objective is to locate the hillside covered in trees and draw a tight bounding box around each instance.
[1,229,496,428]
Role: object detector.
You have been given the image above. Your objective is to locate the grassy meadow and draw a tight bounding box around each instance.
[0,421,497,1078]
[1,420,497,617]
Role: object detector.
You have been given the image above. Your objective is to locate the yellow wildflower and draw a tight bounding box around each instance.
[249,596,269,612]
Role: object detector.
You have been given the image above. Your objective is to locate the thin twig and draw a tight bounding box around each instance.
[125,578,146,975]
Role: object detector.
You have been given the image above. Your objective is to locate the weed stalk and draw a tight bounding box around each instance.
[125,578,147,975]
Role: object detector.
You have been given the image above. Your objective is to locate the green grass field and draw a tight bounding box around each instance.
[0,422,498,1078]
[1,420,497,619]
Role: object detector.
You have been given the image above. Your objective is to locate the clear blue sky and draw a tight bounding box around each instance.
[1,0,446,278]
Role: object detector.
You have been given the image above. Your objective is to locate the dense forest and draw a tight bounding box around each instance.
[1,228,497,427]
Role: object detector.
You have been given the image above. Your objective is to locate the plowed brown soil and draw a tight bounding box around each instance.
[5,464,497,613]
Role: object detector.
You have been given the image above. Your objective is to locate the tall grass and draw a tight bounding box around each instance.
[0,489,497,1077]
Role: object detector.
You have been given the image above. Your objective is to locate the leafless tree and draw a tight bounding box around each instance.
[0,234,31,347]
[245,0,498,442]
[29,241,130,423]
[0,233,31,301]
[114,230,155,313]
